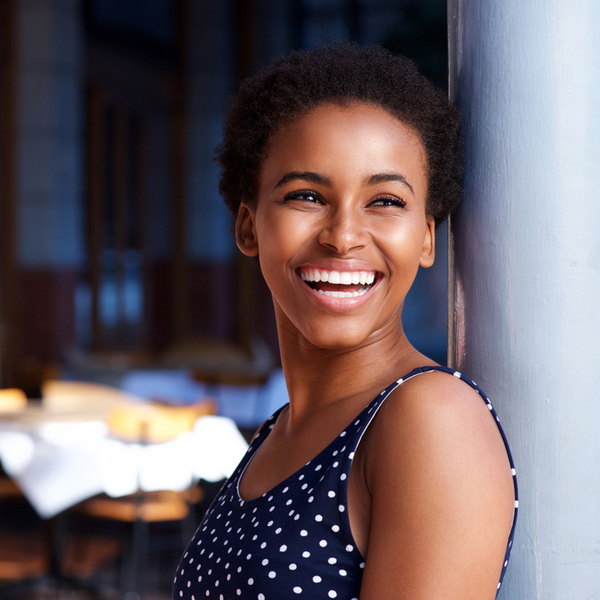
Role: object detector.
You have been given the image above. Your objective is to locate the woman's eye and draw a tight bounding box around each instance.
[284,190,323,204]
[369,196,407,208]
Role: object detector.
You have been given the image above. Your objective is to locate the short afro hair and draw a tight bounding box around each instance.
[216,41,462,226]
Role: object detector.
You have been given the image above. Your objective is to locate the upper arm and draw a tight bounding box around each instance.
[358,373,514,600]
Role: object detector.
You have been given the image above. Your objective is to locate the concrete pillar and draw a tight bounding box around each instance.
[17,0,83,268]
[448,0,600,597]
[16,0,84,363]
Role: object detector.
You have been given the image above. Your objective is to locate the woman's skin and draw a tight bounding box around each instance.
[235,102,515,599]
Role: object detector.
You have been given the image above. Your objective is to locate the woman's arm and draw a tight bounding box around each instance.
[358,372,514,600]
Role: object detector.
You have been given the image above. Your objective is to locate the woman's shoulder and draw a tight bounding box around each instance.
[356,367,515,598]
[365,366,510,476]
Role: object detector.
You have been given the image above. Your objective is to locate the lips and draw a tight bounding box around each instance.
[299,268,377,298]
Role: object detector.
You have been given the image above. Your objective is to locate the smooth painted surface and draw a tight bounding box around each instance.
[16,0,84,267]
[448,0,600,597]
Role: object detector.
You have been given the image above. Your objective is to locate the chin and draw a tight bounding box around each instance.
[299,324,375,352]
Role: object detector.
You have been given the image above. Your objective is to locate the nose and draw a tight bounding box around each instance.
[317,204,369,255]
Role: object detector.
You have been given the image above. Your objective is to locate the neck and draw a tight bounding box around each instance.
[276,313,434,425]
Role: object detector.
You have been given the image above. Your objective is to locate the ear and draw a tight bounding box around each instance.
[419,217,436,268]
[236,203,259,256]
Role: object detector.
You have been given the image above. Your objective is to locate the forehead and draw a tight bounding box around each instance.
[259,102,428,197]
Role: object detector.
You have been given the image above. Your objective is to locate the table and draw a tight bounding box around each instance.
[0,408,248,519]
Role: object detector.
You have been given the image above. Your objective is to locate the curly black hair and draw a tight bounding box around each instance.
[216,42,462,226]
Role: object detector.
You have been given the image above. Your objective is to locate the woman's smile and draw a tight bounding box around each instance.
[235,101,435,350]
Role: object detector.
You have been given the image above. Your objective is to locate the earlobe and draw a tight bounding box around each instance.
[236,203,259,257]
[419,218,436,268]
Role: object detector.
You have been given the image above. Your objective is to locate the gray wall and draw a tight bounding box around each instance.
[448,0,600,597]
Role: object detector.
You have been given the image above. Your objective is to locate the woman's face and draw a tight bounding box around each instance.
[236,102,435,351]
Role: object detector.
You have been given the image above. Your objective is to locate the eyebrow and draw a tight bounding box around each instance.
[272,170,415,196]
[364,172,415,196]
[273,171,332,191]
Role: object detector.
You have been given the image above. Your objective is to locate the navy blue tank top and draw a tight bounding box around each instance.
[173,366,518,600]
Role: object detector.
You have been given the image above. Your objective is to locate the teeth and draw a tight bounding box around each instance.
[300,269,376,285]
[317,288,369,298]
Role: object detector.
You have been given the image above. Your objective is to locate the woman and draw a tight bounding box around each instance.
[173,42,517,600]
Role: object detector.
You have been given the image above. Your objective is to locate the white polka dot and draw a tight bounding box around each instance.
[261,542,267,549]
[331,525,340,532]
[340,473,347,481]
[286,499,293,505]
[315,464,322,471]
[289,563,297,570]
[299,474,305,480]
[300,530,308,536]
[302,551,311,558]
[262,558,269,566]
[246,554,252,560]
[283,487,289,493]
[259,595,265,600]
[333,461,339,468]
[339,569,347,576]
[294,514,300,520]
[340,431,347,437]
[328,557,337,565]
[248,578,254,585]
[511,468,516,476]
[313,575,322,583]
[514,500,519,508]
[268,571,276,579]
[348,452,354,459]
[338,505,345,512]
[293,587,302,594]
[328,591,337,598]
[319,540,328,547]
[308,496,314,503]
[345,544,353,552]
[315,514,323,522]
[187,582,191,587]
[179,592,183,597]
[275,528,282,534]
[280,544,287,552]
[327,491,335,498]
[301,483,308,490]
[236,590,241,596]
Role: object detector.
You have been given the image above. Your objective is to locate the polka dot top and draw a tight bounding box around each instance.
[173,366,518,600]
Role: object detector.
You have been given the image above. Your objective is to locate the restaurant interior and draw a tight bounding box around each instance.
[0,0,447,598]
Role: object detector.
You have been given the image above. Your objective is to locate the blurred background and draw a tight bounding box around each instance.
[0,0,447,598]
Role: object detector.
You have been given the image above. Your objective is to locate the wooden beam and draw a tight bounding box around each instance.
[0,0,19,387]
[171,0,189,343]
[87,88,106,351]
[113,105,129,338]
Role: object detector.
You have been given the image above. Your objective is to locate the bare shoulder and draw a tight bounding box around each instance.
[365,369,510,470]
[358,370,515,600]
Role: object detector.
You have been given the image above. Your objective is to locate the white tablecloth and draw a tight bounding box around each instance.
[0,416,248,519]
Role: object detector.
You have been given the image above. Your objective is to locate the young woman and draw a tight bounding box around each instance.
[173,42,517,600]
